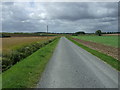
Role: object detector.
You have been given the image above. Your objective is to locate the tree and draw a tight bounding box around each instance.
[95,30,102,36]
[75,31,85,35]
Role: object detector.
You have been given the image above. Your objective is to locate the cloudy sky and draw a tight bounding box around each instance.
[1,1,118,33]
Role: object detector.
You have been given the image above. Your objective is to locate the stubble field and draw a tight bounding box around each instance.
[2,36,54,54]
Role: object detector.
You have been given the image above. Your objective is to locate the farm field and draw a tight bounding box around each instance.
[72,36,119,48]
[2,37,55,54]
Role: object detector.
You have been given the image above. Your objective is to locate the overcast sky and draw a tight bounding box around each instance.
[1,2,118,33]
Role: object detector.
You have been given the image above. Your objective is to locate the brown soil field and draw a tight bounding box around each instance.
[72,38,119,60]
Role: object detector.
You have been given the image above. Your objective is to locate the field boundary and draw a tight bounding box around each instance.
[67,37,120,71]
[2,38,60,88]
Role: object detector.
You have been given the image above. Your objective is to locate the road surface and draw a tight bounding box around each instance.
[37,37,118,88]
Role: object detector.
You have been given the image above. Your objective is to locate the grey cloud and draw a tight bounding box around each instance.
[1,2,118,33]
[44,2,118,21]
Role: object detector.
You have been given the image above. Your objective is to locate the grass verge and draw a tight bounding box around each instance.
[2,38,60,88]
[67,37,120,71]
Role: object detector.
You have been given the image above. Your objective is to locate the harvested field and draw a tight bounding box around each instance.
[2,36,55,54]
[72,38,119,60]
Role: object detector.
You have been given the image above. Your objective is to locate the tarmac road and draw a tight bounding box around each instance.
[37,37,118,88]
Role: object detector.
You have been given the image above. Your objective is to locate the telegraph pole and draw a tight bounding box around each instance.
[47,25,48,33]
[47,25,48,39]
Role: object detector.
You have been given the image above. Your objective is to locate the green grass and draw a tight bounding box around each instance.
[67,37,120,71]
[72,35,119,48]
[2,38,59,88]
[0,74,2,90]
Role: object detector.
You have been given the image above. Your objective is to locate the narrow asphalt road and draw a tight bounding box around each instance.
[37,37,118,88]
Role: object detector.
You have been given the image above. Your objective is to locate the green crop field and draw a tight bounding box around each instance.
[72,35,119,48]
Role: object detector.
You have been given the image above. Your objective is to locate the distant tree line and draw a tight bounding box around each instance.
[95,30,120,36]
[101,32,120,34]
[1,31,120,37]
[0,34,11,38]
[72,31,85,36]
